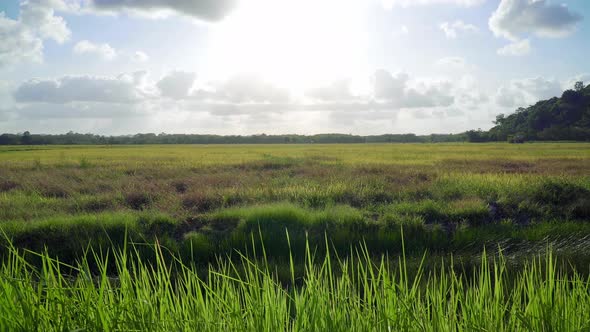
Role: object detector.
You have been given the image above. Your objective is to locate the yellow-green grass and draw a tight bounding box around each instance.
[1,143,590,330]
[1,142,589,265]
[1,142,590,168]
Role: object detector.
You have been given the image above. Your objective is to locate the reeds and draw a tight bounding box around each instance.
[1,233,589,331]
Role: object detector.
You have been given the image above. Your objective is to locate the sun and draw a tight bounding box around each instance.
[204,0,370,94]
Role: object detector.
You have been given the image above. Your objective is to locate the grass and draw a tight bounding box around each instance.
[1,143,590,329]
[0,143,589,261]
[0,236,589,331]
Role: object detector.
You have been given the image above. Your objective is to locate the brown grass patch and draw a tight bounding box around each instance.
[182,191,223,213]
[0,178,19,192]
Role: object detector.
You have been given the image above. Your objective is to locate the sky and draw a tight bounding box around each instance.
[0,0,588,135]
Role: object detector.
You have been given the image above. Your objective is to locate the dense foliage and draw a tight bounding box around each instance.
[467,82,590,142]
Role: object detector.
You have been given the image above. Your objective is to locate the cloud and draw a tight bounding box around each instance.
[448,75,489,109]
[495,86,526,108]
[391,25,409,37]
[435,56,467,69]
[495,76,562,107]
[305,80,354,102]
[4,68,494,134]
[73,40,150,62]
[7,69,464,125]
[90,0,238,22]
[187,101,295,116]
[435,57,478,75]
[20,0,71,44]
[11,102,147,119]
[0,13,43,67]
[203,74,291,103]
[373,70,408,101]
[157,71,196,99]
[513,77,562,99]
[184,71,456,116]
[457,90,488,108]
[404,83,454,108]
[382,0,484,8]
[14,74,149,104]
[409,107,466,121]
[439,20,479,38]
[133,51,149,62]
[372,70,454,108]
[497,39,531,56]
[0,80,15,113]
[73,40,117,60]
[489,0,583,41]
[0,1,71,68]
[563,74,590,91]
[9,71,159,120]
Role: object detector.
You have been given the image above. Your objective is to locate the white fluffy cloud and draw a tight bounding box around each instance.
[8,71,159,120]
[187,71,455,114]
[20,0,71,43]
[90,0,238,21]
[439,20,479,38]
[372,70,454,108]
[8,69,462,123]
[497,39,531,56]
[305,80,354,102]
[205,74,292,104]
[73,40,117,60]
[0,13,43,67]
[3,68,497,133]
[157,71,196,99]
[0,0,71,68]
[495,86,526,108]
[490,0,583,41]
[14,74,149,104]
[12,102,148,119]
[513,77,562,99]
[73,40,150,62]
[133,51,149,62]
[211,70,459,114]
[495,76,562,108]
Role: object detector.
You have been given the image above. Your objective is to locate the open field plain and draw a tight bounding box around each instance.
[1,143,590,330]
[1,143,590,258]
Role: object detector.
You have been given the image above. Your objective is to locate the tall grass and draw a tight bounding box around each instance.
[0,235,589,331]
[2,143,590,330]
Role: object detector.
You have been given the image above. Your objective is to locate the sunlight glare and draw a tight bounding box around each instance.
[205,0,370,94]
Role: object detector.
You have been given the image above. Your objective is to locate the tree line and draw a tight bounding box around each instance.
[0,132,466,145]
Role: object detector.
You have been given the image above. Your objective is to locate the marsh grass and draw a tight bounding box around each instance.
[0,233,589,331]
[2,143,590,318]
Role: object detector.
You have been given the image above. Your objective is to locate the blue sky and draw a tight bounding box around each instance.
[0,0,588,135]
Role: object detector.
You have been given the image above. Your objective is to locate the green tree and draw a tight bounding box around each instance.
[21,131,32,145]
[493,114,505,125]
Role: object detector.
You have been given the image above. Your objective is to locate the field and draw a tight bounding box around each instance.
[1,143,590,330]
